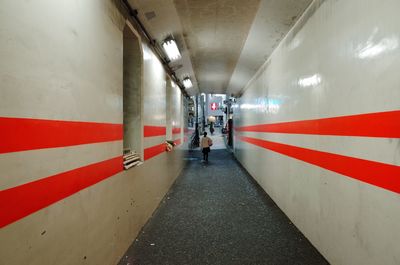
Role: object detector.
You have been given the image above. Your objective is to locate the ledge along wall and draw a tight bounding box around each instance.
[234,0,400,264]
[0,1,186,265]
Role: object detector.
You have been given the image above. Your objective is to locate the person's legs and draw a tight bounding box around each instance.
[205,151,209,162]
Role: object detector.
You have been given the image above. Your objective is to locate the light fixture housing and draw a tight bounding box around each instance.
[162,37,181,61]
[182,77,193,88]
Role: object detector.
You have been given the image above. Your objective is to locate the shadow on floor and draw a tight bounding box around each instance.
[118,149,329,265]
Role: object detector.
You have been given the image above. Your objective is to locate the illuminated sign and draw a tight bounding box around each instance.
[210,102,218,110]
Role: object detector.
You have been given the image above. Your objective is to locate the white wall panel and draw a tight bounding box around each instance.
[0,0,122,123]
[240,131,399,166]
[142,43,166,126]
[0,1,185,265]
[0,141,122,190]
[172,83,183,142]
[234,0,400,264]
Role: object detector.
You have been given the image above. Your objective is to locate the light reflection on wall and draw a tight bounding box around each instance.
[298,74,322,87]
[356,28,399,59]
[142,47,152,61]
[289,36,302,50]
[240,97,282,114]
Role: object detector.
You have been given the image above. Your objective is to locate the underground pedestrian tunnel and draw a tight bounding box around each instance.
[1,1,399,265]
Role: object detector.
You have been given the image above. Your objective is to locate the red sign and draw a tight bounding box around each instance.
[211,102,218,110]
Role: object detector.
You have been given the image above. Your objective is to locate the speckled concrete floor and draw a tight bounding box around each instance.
[118,149,329,265]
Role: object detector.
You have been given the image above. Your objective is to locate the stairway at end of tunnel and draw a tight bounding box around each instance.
[118,149,329,265]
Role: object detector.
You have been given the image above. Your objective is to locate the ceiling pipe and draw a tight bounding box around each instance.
[121,0,190,98]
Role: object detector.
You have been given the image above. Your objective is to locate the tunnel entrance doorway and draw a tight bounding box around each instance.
[123,23,143,166]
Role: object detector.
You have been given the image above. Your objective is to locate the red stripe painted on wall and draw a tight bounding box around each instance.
[0,156,123,228]
[144,126,166,137]
[0,117,122,154]
[239,136,400,194]
[144,143,165,160]
[236,110,400,138]
[172,127,181,134]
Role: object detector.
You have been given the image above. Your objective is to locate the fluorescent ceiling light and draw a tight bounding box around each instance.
[162,38,181,61]
[183,77,193,88]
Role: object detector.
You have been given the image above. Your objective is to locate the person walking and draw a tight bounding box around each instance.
[201,132,213,162]
[209,122,215,135]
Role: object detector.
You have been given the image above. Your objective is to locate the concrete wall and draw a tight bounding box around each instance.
[171,82,183,145]
[183,97,191,144]
[166,78,173,141]
[123,25,143,157]
[0,1,186,265]
[234,0,400,264]
[166,77,183,144]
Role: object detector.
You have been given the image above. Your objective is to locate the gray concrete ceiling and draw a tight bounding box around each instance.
[129,0,313,96]
[174,0,261,94]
